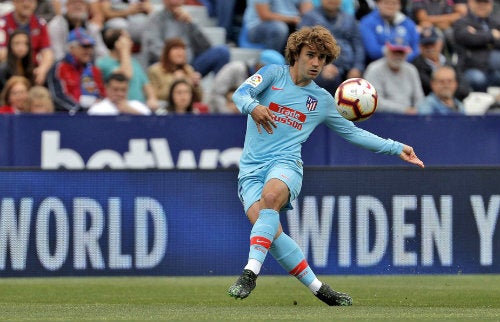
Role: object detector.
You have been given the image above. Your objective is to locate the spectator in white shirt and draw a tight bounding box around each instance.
[88,72,151,115]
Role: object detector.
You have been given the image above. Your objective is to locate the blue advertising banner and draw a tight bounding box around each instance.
[1,114,500,168]
[0,116,8,166]
[0,168,499,277]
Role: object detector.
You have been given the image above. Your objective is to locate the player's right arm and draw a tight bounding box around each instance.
[233,65,280,133]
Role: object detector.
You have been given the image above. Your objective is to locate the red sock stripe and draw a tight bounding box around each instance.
[250,236,272,249]
[289,259,308,277]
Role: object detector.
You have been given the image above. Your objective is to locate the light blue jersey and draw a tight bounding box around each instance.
[233,64,404,179]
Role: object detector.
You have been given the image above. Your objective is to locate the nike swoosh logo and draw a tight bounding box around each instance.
[271,85,283,90]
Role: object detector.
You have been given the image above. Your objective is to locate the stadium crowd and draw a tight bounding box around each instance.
[0,0,500,115]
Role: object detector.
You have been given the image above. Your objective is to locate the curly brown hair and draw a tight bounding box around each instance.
[285,26,341,66]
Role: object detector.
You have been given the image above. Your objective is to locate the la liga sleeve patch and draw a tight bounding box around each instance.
[244,74,263,87]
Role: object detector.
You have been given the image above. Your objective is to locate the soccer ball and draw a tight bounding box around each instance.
[334,78,378,122]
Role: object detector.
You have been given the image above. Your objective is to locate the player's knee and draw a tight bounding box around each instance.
[260,191,283,210]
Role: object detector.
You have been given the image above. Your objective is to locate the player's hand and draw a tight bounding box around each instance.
[400,144,425,168]
[250,105,277,134]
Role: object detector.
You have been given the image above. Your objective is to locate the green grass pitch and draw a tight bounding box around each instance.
[1,275,499,321]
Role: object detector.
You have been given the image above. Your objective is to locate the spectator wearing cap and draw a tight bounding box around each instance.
[364,40,424,114]
[208,49,285,113]
[412,26,470,99]
[453,0,500,92]
[47,27,106,113]
[299,0,365,95]
[417,65,466,114]
[0,0,54,85]
[48,0,109,61]
[359,0,420,63]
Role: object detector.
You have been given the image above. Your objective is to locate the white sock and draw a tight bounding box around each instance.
[244,258,262,275]
[308,278,322,294]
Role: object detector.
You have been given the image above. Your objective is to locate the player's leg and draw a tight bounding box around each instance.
[265,167,353,306]
[269,233,352,306]
[228,177,288,299]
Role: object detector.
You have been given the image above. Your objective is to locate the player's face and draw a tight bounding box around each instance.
[293,45,327,85]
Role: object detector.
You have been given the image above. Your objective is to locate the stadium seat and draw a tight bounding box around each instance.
[230,47,262,62]
[202,27,227,46]
[182,5,216,27]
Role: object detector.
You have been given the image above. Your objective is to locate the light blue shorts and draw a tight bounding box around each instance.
[238,161,303,214]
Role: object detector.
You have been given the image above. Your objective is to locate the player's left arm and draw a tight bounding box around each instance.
[325,102,424,168]
[400,144,425,168]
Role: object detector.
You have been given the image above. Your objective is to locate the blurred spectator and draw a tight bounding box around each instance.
[359,0,420,63]
[299,0,365,94]
[51,0,104,28]
[223,86,239,114]
[208,49,285,113]
[47,27,106,113]
[313,0,356,16]
[364,41,424,114]
[98,27,159,110]
[36,0,56,22]
[241,0,314,52]
[356,0,377,20]
[101,0,153,44]
[410,0,466,54]
[0,29,34,89]
[88,72,151,115]
[453,0,500,92]
[0,2,14,17]
[147,37,203,107]
[27,85,55,113]
[214,0,246,43]
[0,75,30,113]
[161,78,208,114]
[0,0,54,85]
[417,65,465,114]
[412,26,470,99]
[48,0,108,61]
[140,0,230,77]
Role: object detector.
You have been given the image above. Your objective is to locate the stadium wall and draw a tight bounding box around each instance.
[1,114,500,168]
[0,168,499,277]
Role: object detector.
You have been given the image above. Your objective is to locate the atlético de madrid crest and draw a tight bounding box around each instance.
[306,96,317,111]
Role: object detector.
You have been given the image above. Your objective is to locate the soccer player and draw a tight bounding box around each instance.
[228,25,425,306]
